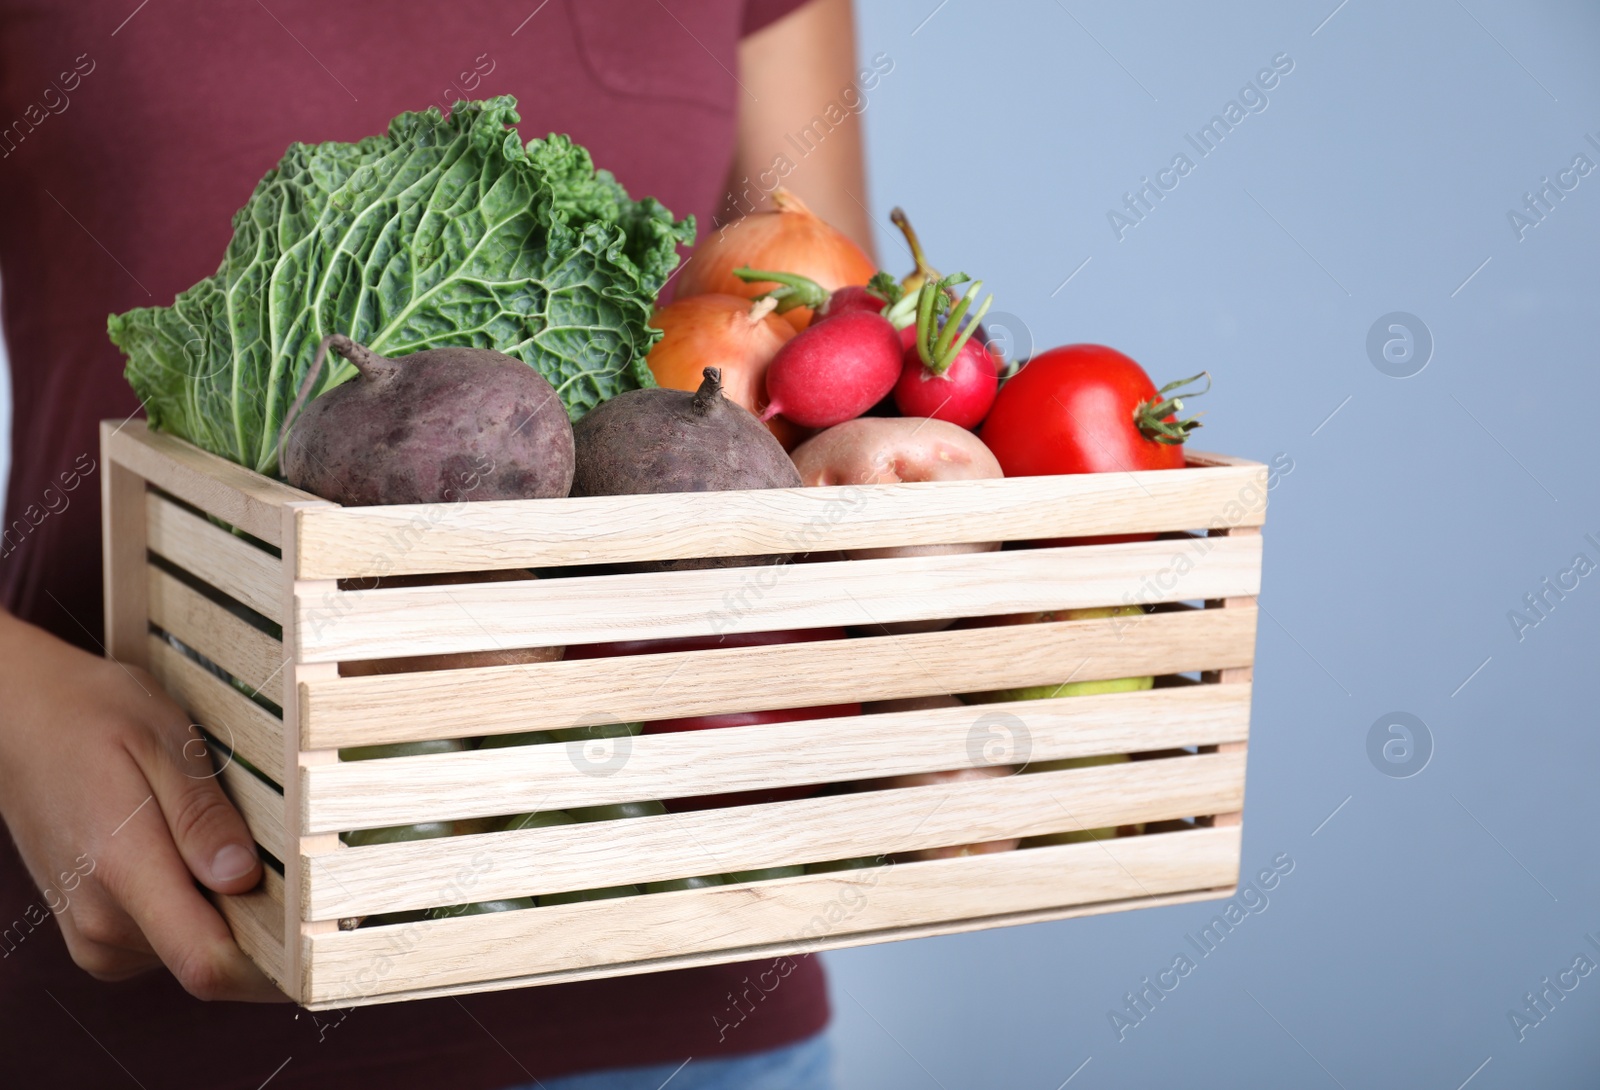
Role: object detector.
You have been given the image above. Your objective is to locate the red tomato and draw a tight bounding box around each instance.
[646,702,861,810]
[979,345,1202,546]
[978,344,1188,475]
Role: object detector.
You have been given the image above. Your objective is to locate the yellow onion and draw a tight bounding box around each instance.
[676,188,875,331]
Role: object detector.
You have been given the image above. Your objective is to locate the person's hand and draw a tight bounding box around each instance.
[0,611,287,1001]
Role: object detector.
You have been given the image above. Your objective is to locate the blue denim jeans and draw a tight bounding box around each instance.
[500,1031,834,1090]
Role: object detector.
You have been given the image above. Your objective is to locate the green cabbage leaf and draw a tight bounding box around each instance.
[109,97,692,475]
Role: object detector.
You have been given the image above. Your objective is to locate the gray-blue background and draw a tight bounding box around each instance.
[822,1,1600,1087]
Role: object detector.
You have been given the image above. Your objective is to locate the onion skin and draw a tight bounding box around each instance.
[678,189,876,332]
[646,294,808,450]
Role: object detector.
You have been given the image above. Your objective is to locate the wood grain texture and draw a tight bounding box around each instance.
[303,826,1241,1005]
[290,453,1267,578]
[101,426,150,670]
[301,683,1253,833]
[279,502,343,1004]
[300,604,1258,750]
[213,867,286,991]
[146,565,286,700]
[306,885,1238,1009]
[303,751,1244,918]
[294,534,1262,663]
[146,634,285,785]
[218,758,286,862]
[1203,526,1259,829]
[146,491,284,623]
[102,424,1268,1004]
[105,421,316,546]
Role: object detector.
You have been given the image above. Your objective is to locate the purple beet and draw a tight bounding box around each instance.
[280,334,574,505]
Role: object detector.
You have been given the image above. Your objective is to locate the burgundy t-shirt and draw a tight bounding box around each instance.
[0,2,829,1087]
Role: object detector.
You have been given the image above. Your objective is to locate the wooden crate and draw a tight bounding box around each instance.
[101,419,1266,1009]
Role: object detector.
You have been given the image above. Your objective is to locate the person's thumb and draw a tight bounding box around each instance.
[135,716,263,894]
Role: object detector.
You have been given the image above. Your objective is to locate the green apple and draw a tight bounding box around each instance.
[477,731,557,748]
[962,605,1152,704]
[539,884,639,905]
[568,800,667,822]
[338,738,468,761]
[341,820,455,847]
[642,874,725,893]
[725,865,807,882]
[501,809,576,832]
[807,856,884,874]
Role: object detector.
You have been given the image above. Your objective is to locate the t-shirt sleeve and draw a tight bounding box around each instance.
[742,0,812,36]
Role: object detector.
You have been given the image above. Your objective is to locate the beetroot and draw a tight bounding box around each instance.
[281,334,574,506]
[760,311,903,429]
[570,367,801,570]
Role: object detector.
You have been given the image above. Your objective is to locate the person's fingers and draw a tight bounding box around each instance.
[53,897,162,982]
[97,804,288,1002]
[129,710,263,895]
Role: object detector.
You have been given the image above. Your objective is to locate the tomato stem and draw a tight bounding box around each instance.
[1135,371,1211,444]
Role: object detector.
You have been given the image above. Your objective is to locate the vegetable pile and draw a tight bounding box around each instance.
[110,97,692,475]
[114,102,1222,920]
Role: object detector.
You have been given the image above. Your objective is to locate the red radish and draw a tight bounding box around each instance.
[761,311,904,428]
[820,284,891,320]
[646,703,861,810]
[644,294,807,450]
[676,189,876,331]
[893,277,998,428]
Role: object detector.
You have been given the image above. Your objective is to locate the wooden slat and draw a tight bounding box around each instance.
[302,683,1252,833]
[291,453,1266,578]
[307,885,1236,1009]
[147,565,286,700]
[303,752,1243,918]
[147,635,285,785]
[303,826,1241,1005]
[219,758,286,862]
[294,534,1262,663]
[213,867,286,990]
[146,491,284,623]
[101,426,150,670]
[301,604,1258,749]
[105,421,317,547]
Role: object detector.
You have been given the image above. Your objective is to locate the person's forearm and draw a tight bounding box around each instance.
[727,0,877,262]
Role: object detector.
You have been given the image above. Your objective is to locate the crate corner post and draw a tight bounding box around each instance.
[1200,522,1262,842]
[280,498,342,1007]
[100,420,150,670]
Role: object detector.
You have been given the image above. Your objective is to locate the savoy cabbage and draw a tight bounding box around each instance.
[109,97,692,475]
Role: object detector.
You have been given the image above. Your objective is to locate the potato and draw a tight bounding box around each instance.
[792,418,1003,633]
[789,417,1004,560]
